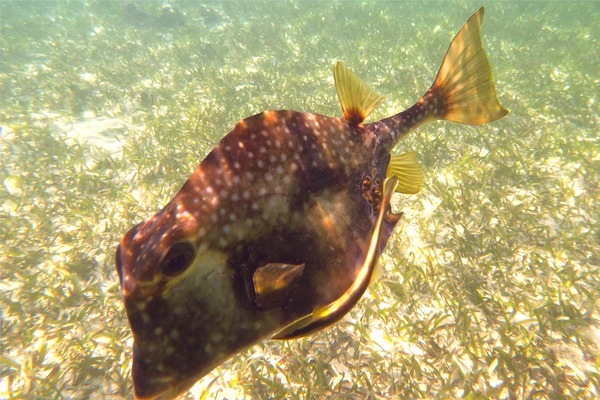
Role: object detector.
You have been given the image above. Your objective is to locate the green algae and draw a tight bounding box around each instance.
[1,1,598,398]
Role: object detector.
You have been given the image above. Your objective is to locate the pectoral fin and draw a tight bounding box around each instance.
[253,263,305,309]
[386,151,424,194]
[273,177,399,339]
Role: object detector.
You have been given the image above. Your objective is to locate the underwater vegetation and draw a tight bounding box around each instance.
[116,8,508,398]
[1,1,598,399]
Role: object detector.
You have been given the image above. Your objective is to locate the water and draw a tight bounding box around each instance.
[1,1,598,398]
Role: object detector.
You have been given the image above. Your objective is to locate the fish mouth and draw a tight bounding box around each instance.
[134,389,170,400]
[133,381,171,400]
[129,308,213,400]
[133,385,184,400]
[134,388,187,400]
[132,346,196,400]
[133,373,197,400]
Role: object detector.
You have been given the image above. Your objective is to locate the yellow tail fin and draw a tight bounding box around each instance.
[433,7,508,125]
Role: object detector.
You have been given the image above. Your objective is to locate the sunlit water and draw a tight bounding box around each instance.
[1,1,598,398]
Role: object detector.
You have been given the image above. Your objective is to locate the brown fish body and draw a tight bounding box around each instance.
[117,8,508,399]
[120,111,397,396]
[122,110,388,298]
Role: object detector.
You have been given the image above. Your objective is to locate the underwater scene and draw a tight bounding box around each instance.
[1,1,598,399]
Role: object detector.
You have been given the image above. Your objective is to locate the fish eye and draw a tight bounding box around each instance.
[160,242,195,278]
[115,244,124,286]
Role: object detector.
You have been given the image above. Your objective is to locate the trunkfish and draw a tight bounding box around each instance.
[116,7,508,399]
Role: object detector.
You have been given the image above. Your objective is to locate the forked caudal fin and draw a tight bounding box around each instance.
[431,7,508,125]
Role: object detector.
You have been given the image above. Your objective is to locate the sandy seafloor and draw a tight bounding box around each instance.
[1,1,598,398]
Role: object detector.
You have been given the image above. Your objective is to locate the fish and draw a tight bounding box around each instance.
[116,7,508,400]
[124,3,184,28]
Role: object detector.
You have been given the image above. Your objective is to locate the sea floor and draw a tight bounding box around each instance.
[1,1,598,399]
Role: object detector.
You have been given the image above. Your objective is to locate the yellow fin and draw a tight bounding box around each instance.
[253,263,305,309]
[433,7,509,124]
[334,61,386,126]
[386,151,424,194]
[273,177,398,339]
[369,259,383,285]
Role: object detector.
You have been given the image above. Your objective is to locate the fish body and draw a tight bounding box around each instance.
[116,8,507,400]
[124,3,184,28]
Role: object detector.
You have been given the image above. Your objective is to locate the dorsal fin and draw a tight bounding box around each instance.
[333,61,386,126]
